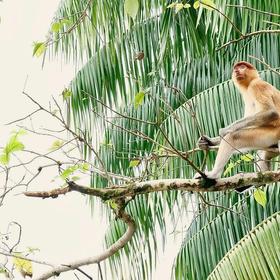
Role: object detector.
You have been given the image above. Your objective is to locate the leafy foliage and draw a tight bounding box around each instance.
[173,184,280,280]
[13,254,33,278]
[32,42,46,57]
[47,0,280,279]
[0,131,25,166]
[208,211,280,280]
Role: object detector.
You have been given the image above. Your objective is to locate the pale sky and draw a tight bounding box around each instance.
[0,1,185,279]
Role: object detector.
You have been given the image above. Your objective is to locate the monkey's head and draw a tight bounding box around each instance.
[232,61,259,86]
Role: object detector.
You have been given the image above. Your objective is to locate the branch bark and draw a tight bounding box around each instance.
[24,170,280,201]
[34,209,135,280]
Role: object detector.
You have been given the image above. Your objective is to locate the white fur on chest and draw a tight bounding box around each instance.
[242,90,261,117]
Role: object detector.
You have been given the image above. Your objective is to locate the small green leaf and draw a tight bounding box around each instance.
[124,0,139,19]
[0,268,9,278]
[167,2,177,8]
[0,135,24,165]
[240,153,254,162]
[223,162,236,176]
[11,129,27,136]
[107,200,119,210]
[51,109,59,115]
[254,189,267,207]
[13,253,33,278]
[134,91,145,109]
[49,140,64,151]
[60,18,72,25]
[4,136,21,153]
[51,22,61,33]
[60,166,79,180]
[201,0,216,10]
[27,247,40,253]
[193,1,200,9]
[175,3,184,13]
[62,88,72,100]
[79,163,90,171]
[33,42,46,57]
[129,159,140,167]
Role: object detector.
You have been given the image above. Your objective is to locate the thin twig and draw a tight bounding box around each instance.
[227,4,280,18]
[217,29,280,51]
[248,55,280,77]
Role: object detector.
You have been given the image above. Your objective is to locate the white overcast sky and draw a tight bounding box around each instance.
[0,1,184,279]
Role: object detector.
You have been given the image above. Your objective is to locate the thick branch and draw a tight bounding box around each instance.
[34,209,135,280]
[24,170,280,201]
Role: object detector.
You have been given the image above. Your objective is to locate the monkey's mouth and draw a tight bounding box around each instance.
[235,74,245,80]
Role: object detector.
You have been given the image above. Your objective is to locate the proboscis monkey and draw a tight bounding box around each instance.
[195,61,280,181]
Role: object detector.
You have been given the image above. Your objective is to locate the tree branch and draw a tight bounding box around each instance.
[34,209,135,280]
[217,29,280,51]
[24,170,280,201]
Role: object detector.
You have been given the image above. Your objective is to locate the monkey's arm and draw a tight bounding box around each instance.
[219,109,279,136]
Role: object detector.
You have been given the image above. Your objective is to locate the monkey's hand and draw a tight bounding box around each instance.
[197,135,216,150]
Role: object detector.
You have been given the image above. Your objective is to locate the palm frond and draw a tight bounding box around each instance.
[48,1,280,279]
[173,185,280,280]
[208,211,280,280]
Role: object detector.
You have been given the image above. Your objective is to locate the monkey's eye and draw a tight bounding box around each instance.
[238,65,247,70]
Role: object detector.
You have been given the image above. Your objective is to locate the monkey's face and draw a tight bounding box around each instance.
[233,64,247,80]
[232,61,258,84]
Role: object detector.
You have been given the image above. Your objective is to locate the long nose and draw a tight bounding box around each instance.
[234,69,242,75]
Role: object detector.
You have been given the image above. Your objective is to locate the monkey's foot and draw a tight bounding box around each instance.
[193,172,217,188]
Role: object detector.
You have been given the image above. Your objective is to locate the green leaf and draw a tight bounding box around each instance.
[0,268,9,278]
[60,165,79,180]
[208,212,280,280]
[13,254,33,278]
[201,0,216,10]
[79,163,90,171]
[167,2,177,8]
[175,3,184,13]
[27,247,40,253]
[193,1,200,9]
[108,199,118,210]
[32,42,46,57]
[62,88,72,100]
[60,18,72,25]
[0,135,24,165]
[11,129,27,136]
[254,189,267,207]
[223,162,236,176]
[51,22,62,33]
[49,140,64,151]
[124,0,139,19]
[129,159,140,167]
[134,91,145,109]
[240,153,254,162]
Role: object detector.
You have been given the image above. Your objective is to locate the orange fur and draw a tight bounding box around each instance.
[196,61,280,180]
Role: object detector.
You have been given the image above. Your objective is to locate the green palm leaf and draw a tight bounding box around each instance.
[208,211,280,280]
[47,1,280,279]
[173,185,280,280]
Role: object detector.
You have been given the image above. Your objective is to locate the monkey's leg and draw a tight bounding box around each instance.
[206,127,280,179]
[236,150,278,192]
[255,150,278,171]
